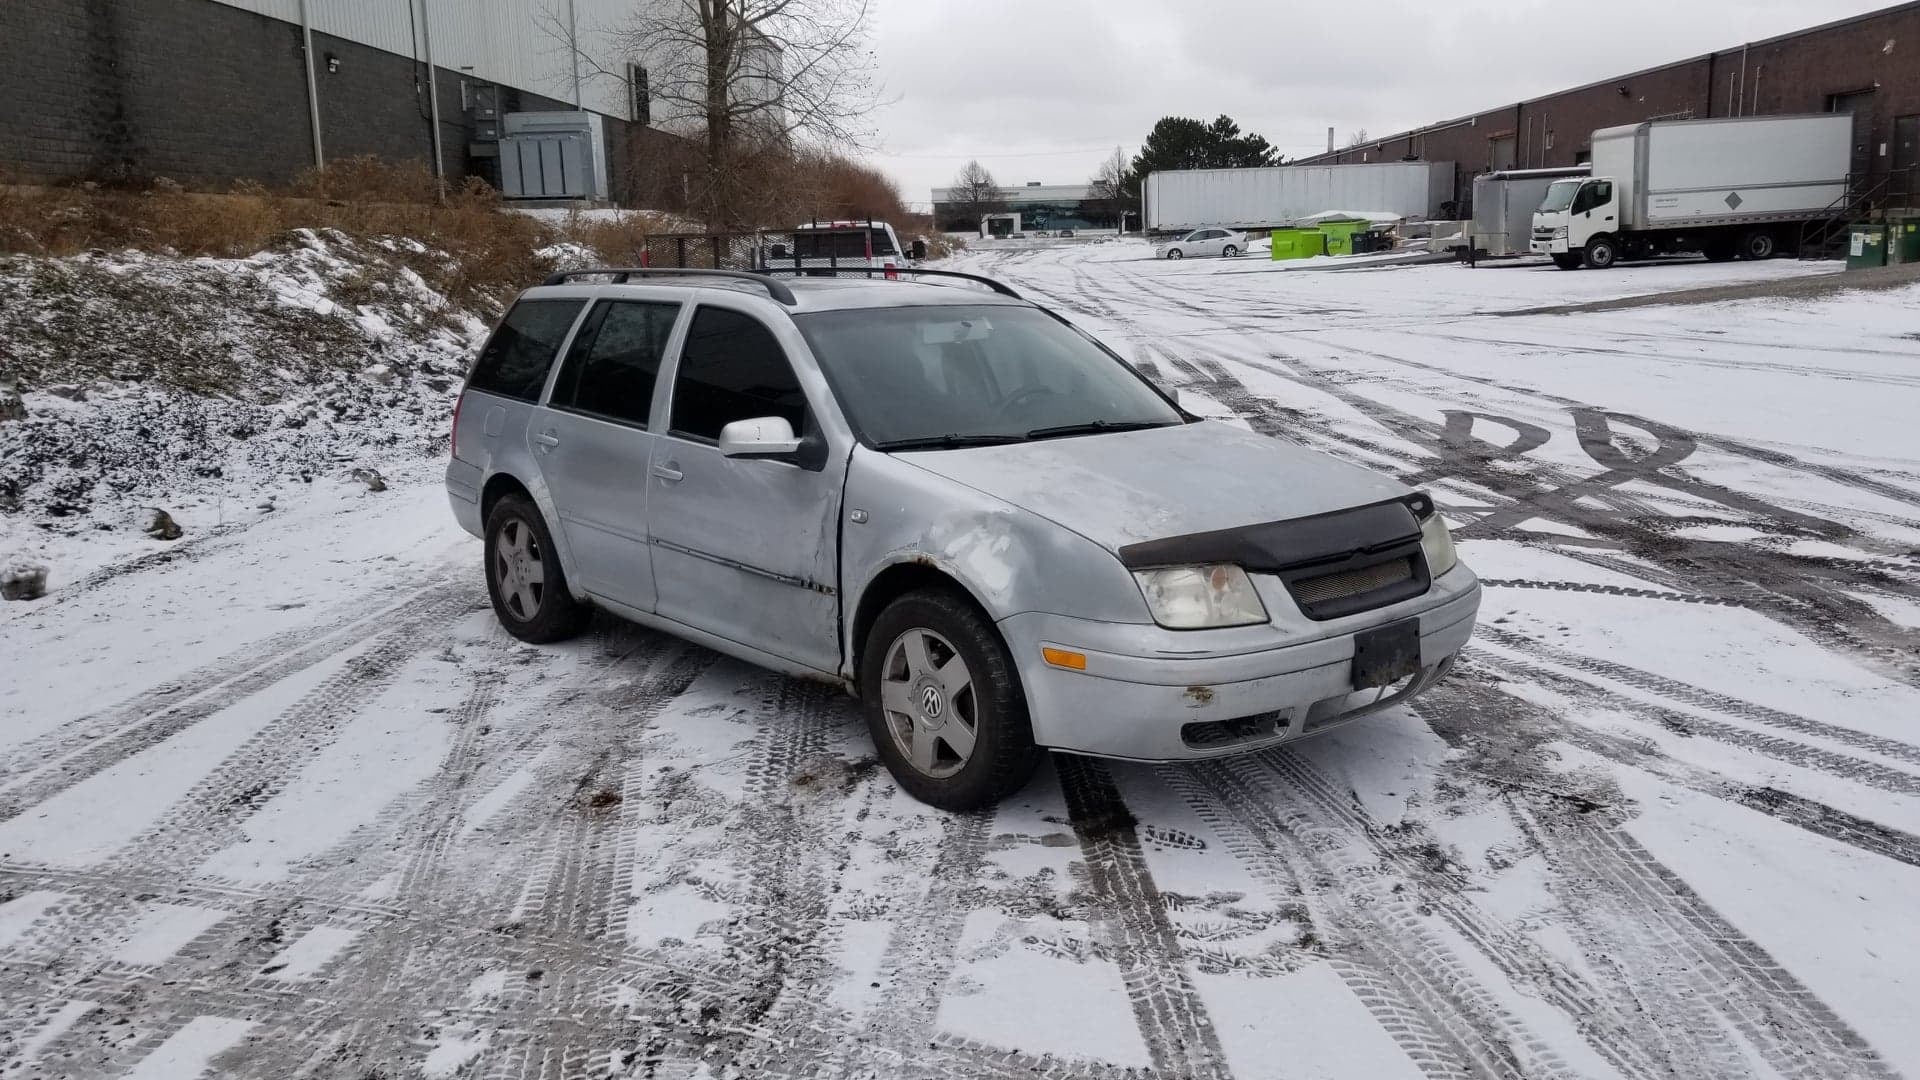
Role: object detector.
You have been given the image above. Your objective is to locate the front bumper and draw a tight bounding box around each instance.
[1000,569,1481,760]
[1531,236,1571,254]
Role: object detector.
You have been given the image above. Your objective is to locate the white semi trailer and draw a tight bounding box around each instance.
[1144,162,1453,233]
[1531,114,1852,269]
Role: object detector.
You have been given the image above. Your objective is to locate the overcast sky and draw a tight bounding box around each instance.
[866,0,1895,209]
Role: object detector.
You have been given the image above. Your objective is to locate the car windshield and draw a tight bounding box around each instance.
[1538,180,1581,213]
[794,304,1184,448]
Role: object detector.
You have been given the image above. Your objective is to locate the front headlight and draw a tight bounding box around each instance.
[1133,565,1268,629]
[1420,512,1459,577]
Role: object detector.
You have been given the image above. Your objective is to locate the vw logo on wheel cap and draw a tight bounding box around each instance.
[919,685,944,720]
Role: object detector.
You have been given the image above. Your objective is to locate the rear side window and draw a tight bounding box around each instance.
[467,299,584,401]
[549,301,680,427]
[669,307,807,442]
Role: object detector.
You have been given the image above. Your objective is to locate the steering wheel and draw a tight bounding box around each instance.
[995,385,1053,420]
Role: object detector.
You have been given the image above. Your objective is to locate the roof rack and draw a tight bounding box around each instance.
[539,267,796,306]
[759,266,1021,299]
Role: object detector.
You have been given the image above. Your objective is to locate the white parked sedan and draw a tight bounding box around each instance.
[1156,228,1247,259]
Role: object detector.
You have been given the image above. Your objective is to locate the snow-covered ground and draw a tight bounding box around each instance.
[3,240,1919,1079]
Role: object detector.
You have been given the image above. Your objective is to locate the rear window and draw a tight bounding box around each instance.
[467,299,585,401]
[792,229,897,260]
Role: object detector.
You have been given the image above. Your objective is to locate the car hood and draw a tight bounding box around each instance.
[896,421,1410,554]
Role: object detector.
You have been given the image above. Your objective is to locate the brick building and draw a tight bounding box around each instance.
[1294,2,1920,215]
[0,0,691,203]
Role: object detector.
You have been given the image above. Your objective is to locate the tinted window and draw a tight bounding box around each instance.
[669,307,807,442]
[467,299,583,401]
[550,301,679,427]
[792,229,896,259]
[1572,181,1612,214]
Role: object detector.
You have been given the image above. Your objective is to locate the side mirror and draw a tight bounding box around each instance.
[769,243,789,261]
[718,416,803,459]
[909,238,928,260]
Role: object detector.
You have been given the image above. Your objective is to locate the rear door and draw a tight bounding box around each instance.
[457,295,590,490]
[646,302,849,672]
[529,296,685,613]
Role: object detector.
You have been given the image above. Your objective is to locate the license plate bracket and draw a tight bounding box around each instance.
[1352,618,1421,690]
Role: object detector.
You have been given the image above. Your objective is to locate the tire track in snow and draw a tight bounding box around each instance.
[1475,626,1920,773]
[1163,759,1557,1080]
[0,574,465,823]
[105,585,480,879]
[1055,756,1230,1080]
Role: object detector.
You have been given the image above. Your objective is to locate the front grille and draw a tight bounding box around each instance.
[1291,557,1414,606]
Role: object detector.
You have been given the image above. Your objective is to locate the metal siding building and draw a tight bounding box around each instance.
[0,0,693,200]
[1291,1,1920,216]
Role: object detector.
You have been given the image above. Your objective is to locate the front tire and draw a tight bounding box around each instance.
[1166,248,1183,260]
[1582,237,1618,269]
[860,589,1043,811]
[484,493,591,644]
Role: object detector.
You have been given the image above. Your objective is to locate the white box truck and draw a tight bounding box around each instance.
[1144,162,1453,233]
[1531,114,1851,269]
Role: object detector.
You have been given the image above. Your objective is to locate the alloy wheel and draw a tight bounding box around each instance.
[493,518,546,621]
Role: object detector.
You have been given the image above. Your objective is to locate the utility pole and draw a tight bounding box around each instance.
[568,0,584,107]
[421,0,447,199]
[298,0,324,172]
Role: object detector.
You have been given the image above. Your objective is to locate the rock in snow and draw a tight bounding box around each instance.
[0,383,25,422]
[351,467,389,493]
[143,508,183,540]
[1,558,48,600]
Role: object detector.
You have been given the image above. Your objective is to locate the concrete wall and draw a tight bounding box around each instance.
[1297,2,1920,211]
[0,0,650,199]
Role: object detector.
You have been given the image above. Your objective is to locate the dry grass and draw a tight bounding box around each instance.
[0,159,552,307]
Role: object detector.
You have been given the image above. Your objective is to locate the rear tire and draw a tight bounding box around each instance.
[484,493,591,644]
[1582,237,1618,269]
[1222,244,1239,258]
[1551,252,1583,270]
[1739,229,1777,260]
[860,589,1043,811]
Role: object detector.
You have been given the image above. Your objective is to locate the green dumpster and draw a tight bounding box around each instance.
[1269,228,1326,260]
[1318,219,1370,257]
[1846,223,1886,269]
[1893,221,1920,264]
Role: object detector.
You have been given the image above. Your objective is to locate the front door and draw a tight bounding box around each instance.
[1895,115,1919,202]
[647,304,847,673]
[1829,90,1877,192]
[529,298,683,613]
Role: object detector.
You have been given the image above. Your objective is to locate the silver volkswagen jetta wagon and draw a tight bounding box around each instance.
[446,267,1480,809]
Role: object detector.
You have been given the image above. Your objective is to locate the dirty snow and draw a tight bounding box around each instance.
[1,237,1918,1078]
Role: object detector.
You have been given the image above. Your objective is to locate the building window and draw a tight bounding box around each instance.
[629,63,650,126]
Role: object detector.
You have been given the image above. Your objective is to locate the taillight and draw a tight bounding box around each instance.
[884,262,898,280]
[451,391,466,460]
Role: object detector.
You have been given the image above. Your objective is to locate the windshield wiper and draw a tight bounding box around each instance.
[872,433,1028,451]
[1024,420,1174,440]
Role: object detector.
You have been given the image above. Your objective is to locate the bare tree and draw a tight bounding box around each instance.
[1086,146,1131,228]
[947,160,1004,230]
[1345,128,1371,148]
[554,0,880,225]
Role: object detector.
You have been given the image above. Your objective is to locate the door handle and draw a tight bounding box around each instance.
[650,462,684,483]
[533,432,561,448]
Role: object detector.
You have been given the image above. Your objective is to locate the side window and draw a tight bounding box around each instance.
[549,301,679,427]
[1573,181,1612,214]
[669,307,807,442]
[467,299,584,401]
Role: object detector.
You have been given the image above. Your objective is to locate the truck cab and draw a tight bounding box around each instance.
[765,221,918,275]
[1531,177,1618,268]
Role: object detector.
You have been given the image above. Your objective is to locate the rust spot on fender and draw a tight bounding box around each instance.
[1183,685,1215,707]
